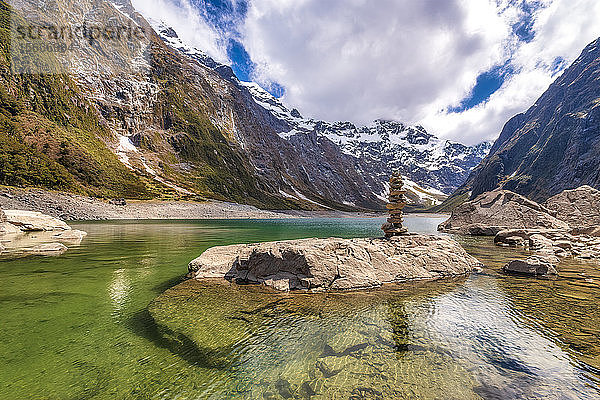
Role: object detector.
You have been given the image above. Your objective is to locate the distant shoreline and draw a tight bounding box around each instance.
[0,187,400,221]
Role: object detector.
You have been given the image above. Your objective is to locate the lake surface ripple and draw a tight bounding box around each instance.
[0,216,598,399]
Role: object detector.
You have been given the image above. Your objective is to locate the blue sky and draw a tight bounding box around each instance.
[133,0,600,144]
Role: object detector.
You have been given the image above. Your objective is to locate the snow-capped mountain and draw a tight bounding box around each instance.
[149,19,491,208]
[242,82,491,196]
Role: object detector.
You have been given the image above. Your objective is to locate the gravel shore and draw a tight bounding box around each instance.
[0,188,382,221]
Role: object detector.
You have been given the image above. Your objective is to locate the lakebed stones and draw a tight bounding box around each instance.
[150,279,480,399]
[494,228,600,264]
[382,172,408,237]
[438,190,569,235]
[188,235,482,292]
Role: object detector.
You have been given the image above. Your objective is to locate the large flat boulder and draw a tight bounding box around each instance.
[188,235,482,292]
[3,210,71,231]
[438,190,569,235]
[0,209,86,259]
[545,185,600,228]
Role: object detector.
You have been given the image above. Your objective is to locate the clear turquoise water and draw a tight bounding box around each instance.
[0,216,598,399]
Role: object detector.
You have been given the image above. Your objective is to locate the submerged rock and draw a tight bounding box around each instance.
[438,190,569,235]
[503,256,558,277]
[188,235,482,292]
[30,243,69,256]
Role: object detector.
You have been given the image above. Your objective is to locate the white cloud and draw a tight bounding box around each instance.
[132,0,600,145]
[131,0,230,64]
[424,0,600,143]
[240,0,600,144]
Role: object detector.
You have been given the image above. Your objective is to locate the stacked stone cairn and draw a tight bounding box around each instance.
[382,172,408,237]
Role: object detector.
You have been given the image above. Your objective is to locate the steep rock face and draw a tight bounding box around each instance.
[188,236,482,292]
[0,1,154,198]
[240,82,491,201]
[147,22,390,209]
[457,37,600,203]
[544,185,600,228]
[154,24,490,208]
[438,190,569,235]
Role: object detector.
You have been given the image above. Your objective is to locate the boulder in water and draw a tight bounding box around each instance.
[0,208,86,259]
[188,235,482,292]
[503,256,558,276]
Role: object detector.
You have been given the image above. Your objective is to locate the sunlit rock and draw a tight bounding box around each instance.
[188,235,482,292]
[438,190,569,235]
[545,185,600,228]
[3,210,71,231]
[0,208,86,259]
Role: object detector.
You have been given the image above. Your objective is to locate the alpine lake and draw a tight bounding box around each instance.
[0,216,599,399]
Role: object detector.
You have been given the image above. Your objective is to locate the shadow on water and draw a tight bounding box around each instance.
[152,274,188,294]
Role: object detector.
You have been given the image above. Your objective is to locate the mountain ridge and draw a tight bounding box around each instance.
[444,36,600,206]
[151,19,491,207]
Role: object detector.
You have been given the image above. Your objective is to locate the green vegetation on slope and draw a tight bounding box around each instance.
[0,1,151,198]
[146,43,293,209]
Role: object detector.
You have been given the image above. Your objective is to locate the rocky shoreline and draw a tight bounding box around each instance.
[439,185,600,275]
[0,187,383,221]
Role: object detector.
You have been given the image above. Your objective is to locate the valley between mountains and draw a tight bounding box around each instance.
[0,0,491,212]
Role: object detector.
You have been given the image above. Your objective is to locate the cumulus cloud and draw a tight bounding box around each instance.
[132,0,600,145]
[424,0,600,143]
[240,0,600,144]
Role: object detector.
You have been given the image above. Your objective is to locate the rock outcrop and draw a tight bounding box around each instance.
[3,210,71,231]
[0,209,86,258]
[544,186,600,228]
[438,190,568,235]
[188,235,482,292]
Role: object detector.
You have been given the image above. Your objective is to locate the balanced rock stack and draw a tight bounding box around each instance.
[382,172,408,237]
